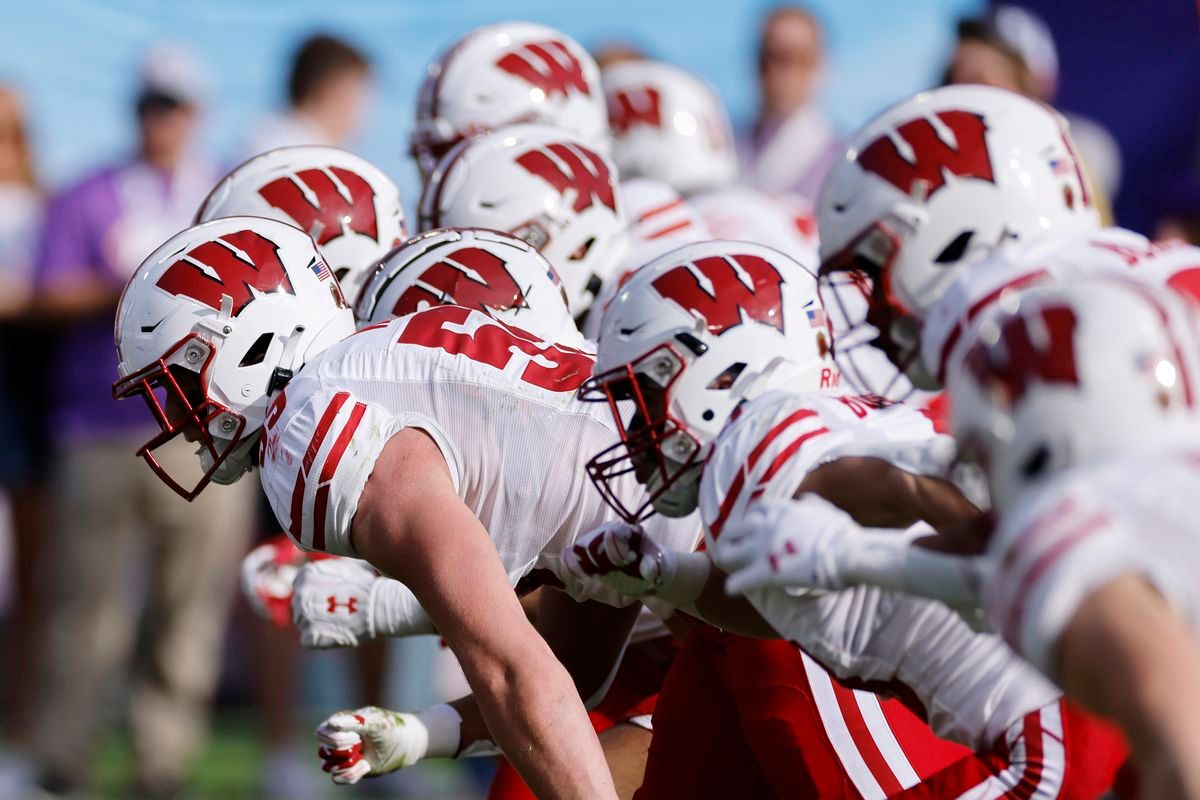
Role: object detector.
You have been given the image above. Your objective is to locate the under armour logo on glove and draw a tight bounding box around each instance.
[721,494,860,595]
[327,596,359,614]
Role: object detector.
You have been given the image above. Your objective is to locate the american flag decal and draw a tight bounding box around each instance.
[805,301,827,329]
[310,258,333,282]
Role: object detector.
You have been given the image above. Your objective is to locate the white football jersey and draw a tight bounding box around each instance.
[923,227,1200,386]
[259,304,701,601]
[701,390,1060,748]
[985,447,1200,678]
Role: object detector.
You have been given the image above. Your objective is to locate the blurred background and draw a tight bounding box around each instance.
[0,0,1195,798]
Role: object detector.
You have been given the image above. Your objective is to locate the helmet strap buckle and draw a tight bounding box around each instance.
[269,323,309,395]
[267,367,293,395]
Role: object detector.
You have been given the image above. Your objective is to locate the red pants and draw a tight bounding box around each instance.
[893,700,1128,800]
[487,635,676,800]
[635,625,969,800]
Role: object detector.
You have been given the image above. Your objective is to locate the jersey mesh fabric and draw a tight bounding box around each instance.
[260,307,700,583]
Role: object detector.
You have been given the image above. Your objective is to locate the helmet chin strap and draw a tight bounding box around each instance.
[269,323,308,395]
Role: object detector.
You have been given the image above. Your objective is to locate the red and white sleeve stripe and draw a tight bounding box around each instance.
[287,391,370,553]
[709,408,829,540]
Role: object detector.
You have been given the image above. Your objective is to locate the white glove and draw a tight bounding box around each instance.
[293,559,437,648]
[292,558,382,648]
[561,521,677,599]
[721,495,861,596]
[315,704,462,784]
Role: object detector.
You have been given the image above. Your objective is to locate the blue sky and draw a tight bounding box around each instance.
[1,0,980,202]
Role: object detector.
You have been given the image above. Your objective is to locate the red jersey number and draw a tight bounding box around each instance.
[398,304,593,393]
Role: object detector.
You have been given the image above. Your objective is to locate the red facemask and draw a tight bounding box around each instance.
[112,333,247,500]
[817,220,923,397]
[578,346,701,523]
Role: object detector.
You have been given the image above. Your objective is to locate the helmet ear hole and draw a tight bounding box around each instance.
[570,237,596,261]
[239,332,275,368]
[1020,444,1052,481]
[934,230,975,264]
[707,362,746,390]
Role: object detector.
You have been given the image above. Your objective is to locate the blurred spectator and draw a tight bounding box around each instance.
[0,84,47,759]
[944,5,1122,219]
[242,33,371,156]
[27,46,255,800]
[737,5,841,204]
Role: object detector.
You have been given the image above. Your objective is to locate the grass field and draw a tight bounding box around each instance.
[91,713,488,800]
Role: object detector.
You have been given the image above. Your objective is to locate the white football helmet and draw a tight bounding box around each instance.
[419,123,630,317]
[949,277,1200,513]
[581,240,838,520]
[113,217,355,499]
[196,146,407,306]
[410,22,608,180]
[355,227,584,347]
[602,60,736,196]
[817,85,1099,389]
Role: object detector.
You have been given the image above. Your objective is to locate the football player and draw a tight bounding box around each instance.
[943,277,1200,798]
[112,216,700,798]
[195,144,407,305]
[411,22,608,182]
[566,241,989,798]
[727,85,1200,610]
[239,226,587,632]
[562,241,1127,798]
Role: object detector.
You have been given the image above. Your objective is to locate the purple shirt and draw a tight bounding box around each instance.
[35,155,219,444]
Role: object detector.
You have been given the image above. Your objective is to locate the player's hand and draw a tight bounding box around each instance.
[292,557,381,648]
[315,705,462,784]
[240,533,317,629]
[721,495,860,595]
[561,520,677,599]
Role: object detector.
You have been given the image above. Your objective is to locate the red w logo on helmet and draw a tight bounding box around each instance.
[257,167,379,246]
[608,87,662,134]
[858,110,995,198]
[156,229,295,316]
[516,143,617,213]
[651,254,785,335]
[392,247,526,317]
[964,306,1080,405]
[495,40,591,99]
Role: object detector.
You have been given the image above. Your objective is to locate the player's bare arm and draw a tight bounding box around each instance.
[439,587,646,754]
[1057,574,1200,800]
[797,455,981,534]
[351,427,618,800]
